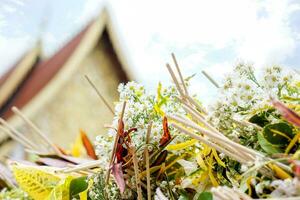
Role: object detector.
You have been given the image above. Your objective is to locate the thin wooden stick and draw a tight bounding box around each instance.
[180,102,220,135]
[106,101,126,184]
[85,75,114,115]
[171,123,247,163]
[57,160,102,173]
[165,63,185,99]
[130,145,143,200]
[184,95,208,115]
[11,107,61,155]
[171,53,189,96]
[0,125,32,149]
[0,118,37,150]
[202,70,220,88]
[168,114,258,160]
[145,122,152,200]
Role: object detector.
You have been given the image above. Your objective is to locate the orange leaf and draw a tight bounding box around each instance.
[80,129,97,160]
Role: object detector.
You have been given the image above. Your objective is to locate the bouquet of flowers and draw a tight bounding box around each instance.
[0,55,299,200]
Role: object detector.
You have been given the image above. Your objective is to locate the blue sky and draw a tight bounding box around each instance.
[0,0,300,104]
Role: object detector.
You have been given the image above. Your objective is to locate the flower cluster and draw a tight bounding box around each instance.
[95,81,188,166]
[208,63,300,148]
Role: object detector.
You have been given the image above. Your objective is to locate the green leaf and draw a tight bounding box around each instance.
[197,192,213,200]
[262,123,293,146]
[257,132,282,154]
[178,194,190,200]
[178,189,192,200]
[249,110,273,127]
[69,176,88,198]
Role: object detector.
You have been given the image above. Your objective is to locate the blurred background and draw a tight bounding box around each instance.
[0,0,299,156]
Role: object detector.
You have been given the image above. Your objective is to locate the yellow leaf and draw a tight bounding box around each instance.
[196,153,207,171]
[201,144,211,156]
[246,176,253,196]
[212,149,226,168]
[166,139,197,151]
[285,131,300,154]
[154,104,165,117]
[157,82,162,102]
[208,154,218,187]
[268,164,291,179]
[11,163,61,200]
[46,176,73,200]
[72,134,84,157]
[192,171,208,185]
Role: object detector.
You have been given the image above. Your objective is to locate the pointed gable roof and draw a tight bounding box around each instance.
[0,6,134,127]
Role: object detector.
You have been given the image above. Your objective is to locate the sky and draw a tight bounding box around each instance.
[0,0,300,104]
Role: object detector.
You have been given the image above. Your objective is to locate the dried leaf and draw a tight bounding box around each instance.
[111,163,125,193]
[272,99,300,127]
[36,157,70,168]
[151,150,168,167]
[159,117,171,147]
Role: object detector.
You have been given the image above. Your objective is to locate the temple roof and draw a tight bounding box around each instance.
[0,7,134,122]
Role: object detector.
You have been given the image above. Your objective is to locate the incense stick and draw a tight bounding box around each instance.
[165,63,185,99]
[184,95,208,115]
[0,125,32,150]
[171,123,247,163]
[85,75,114,115]
[0,118,37,150]
[11,107,61,155]
[168,114,257,160]
[171,53,189,96]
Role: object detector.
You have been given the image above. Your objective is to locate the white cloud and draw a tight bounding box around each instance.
[109,0,300,87]
[0,0,299,102]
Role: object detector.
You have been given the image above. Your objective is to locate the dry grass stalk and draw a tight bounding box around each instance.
[130,144,143,200]
[145,122,152,200]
